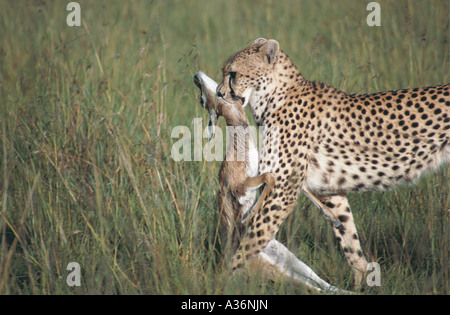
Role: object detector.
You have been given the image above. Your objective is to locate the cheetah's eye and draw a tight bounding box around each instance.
[229,72,237,84]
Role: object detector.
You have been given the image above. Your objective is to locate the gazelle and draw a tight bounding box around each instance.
[194,71,345,292]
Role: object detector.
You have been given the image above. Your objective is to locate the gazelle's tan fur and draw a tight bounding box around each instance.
[194,71,345,293]
[194,71,274,250]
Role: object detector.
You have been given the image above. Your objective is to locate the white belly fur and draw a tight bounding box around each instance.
[238,140,260,218]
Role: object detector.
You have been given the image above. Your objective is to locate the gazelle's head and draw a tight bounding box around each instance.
[194,71,219,139]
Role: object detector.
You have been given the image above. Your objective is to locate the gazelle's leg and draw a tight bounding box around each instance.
[240,173,275,226]
[318,194,368,287]
[302,186,344,231]
[255,239,348,293]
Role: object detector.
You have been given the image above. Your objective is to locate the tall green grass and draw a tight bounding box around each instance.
[0,0,448,294]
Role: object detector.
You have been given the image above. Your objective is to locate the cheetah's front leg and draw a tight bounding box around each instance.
[231,169,305,272]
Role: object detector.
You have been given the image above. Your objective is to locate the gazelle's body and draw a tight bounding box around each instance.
[194,71,274,249]
[194,71,345,292]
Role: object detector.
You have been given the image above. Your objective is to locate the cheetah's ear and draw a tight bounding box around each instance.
[253,38,267,45]
[261,39,279,65]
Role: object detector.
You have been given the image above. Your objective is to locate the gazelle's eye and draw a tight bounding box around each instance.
[229,72,237,83]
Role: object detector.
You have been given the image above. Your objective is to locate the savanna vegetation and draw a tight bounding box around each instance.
[0,0,448,294]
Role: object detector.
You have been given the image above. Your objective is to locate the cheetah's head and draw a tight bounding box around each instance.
[217,38,280,108]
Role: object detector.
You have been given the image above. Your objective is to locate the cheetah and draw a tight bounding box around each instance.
[216,38,450,287]
[194,71,346,292]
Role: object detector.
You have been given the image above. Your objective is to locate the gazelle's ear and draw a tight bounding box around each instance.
[260,39,279,64]
[252,38,267,45]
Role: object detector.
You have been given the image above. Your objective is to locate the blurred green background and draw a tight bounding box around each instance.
[0,0,448,294]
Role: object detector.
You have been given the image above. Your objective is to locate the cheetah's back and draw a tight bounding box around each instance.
[305,84,450,195]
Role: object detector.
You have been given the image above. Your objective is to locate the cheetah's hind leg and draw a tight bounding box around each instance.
[317,194,368,287]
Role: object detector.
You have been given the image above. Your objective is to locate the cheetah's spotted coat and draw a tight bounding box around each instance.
[217,38,450,286]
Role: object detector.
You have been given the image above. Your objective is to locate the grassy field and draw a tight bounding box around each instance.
[0,0,448,295]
